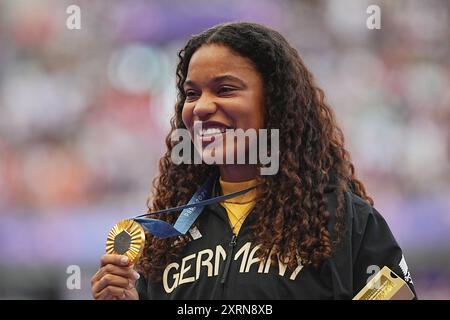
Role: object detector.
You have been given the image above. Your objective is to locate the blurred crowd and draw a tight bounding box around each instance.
[0,0,449,299]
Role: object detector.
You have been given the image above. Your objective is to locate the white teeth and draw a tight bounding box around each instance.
[200,127,226,136]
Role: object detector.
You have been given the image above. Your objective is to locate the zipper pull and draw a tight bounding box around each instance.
[220,234,237,284]
[229,234,237,247]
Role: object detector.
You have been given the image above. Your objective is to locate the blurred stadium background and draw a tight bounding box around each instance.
[0,0,449,299]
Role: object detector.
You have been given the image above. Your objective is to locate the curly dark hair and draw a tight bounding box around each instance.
[136,22,373,280]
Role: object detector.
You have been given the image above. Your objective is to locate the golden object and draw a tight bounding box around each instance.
[353,266,415,300]
[106,219,145,264]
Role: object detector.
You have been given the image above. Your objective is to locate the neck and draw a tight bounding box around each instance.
[218,164,258,182]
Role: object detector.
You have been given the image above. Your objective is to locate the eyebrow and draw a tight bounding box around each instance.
[183,75,248,89]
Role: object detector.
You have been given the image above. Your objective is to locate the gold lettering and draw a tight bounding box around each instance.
[245,245,261,273]
[163,262,180,293]
[178,253,196,285]
[290,264,303,280]
[196,249,214,279]
[234,242,252,273]
[277,254,288,277]
[261,246,276,273]
[214,245,226,276]
[290,255,304,280]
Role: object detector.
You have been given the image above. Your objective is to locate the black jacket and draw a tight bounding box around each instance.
[136,180,416,300]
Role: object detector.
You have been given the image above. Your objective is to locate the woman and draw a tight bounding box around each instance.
[91,22,416,300]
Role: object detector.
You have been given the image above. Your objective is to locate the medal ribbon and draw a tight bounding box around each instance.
[132,174,258,238]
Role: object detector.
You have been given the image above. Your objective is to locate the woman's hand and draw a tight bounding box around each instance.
[91,254,140,300]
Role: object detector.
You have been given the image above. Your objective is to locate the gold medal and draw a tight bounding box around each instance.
[106,219,145,264]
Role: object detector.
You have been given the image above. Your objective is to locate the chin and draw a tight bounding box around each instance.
[201,149,226,165]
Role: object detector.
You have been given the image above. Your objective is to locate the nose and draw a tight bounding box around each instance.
[193,93,217,119]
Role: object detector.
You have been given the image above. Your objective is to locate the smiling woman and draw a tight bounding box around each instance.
[91,22,417,300]
[181,44,265,181]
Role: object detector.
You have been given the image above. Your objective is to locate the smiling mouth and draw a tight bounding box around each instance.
[193,121,234,144]
[200,127,228,136]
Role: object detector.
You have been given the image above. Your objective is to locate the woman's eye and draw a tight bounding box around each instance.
[185,90,199,101]
[218,86,236,95]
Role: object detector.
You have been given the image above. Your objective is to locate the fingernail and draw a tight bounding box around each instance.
[120,256,129,265]
[127,282,134,290]
[134,271,140,280]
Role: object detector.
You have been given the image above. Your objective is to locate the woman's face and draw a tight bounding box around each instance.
[181,44,265,165]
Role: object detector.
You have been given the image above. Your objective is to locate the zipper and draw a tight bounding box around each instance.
[220,233,237,284]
